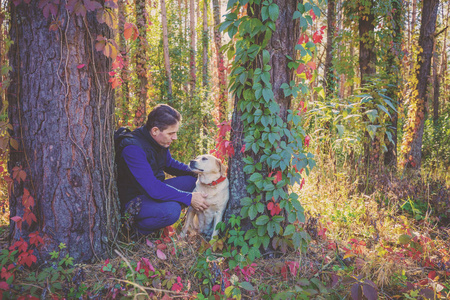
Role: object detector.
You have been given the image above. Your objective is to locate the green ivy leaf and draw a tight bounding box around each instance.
[256,215,270,225]
[268,3,279,21]
[261,6,269,21]
[248,204,258,220]
[249,172,263,182]
[312,5,321,18]
[284,224,295,236]
[239,281,255,291]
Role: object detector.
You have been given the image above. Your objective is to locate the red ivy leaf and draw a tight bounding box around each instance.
[0,281,9,290]
[296,64,306,75]
[77,64,85,69]
[23,209,37,226]
[11,216,23,231]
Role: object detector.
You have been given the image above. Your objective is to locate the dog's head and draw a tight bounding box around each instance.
[189,155,226,177]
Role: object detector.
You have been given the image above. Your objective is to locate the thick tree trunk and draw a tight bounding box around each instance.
[8,2,118,263]
[189,0,196,98]
[135,0,148,125]
[384,0,403,168]
[405,0,439,169]
[160,0,173,96]
[225,0,299,232]
[212,0,227,122]
[325,0,336,98]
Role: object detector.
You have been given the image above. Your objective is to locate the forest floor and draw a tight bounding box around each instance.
[0,162,449,299]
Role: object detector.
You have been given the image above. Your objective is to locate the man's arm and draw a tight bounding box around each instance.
[122,145,192,206]
[164,151,197,177]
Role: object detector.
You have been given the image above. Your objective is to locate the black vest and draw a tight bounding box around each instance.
[116,126,168,209]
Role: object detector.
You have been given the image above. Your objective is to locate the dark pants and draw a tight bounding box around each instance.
[130,176,196,235]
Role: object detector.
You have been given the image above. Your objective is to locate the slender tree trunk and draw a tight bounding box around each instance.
[189,0,196,98]
[212,0,227,122]
[118,0,130,126]
[135,0,148,125]
[201,0,209,151]
[384,0,403,168]
[202,0,208,88]
[160,0,173,96]
[325,0,336,98]
[359,0,376,85]
[404,0,439,169]
[432,44,440,124]
[358,0,379,173]
[8,1,118,263]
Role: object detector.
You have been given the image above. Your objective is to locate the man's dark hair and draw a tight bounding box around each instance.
[145,104,181,131]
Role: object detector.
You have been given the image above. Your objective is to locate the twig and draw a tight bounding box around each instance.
[313,255,337,278]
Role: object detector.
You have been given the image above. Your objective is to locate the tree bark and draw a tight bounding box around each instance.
[359,0,376,85]
[189,0,196,98]
[160,0,173,96]
[118,0,130,126]
[134,0,148,126]
[212,0,228,122]
[202,0,208,88]
[325,0,336,98]
[405,0,439,169]
[384,0,403,168]
[358,0,379,172]
[8,1,118,263]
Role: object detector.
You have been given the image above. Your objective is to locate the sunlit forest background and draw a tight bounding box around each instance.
[0,0,449,298]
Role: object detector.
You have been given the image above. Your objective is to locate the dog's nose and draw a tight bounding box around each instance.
[189,161,196,169]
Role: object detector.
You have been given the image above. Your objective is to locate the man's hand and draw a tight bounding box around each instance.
[191,192,209,211]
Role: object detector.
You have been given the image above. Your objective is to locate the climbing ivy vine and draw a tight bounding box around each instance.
[220,0,322,257]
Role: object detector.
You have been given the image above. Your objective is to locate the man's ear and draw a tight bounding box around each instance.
[150,127,159,136]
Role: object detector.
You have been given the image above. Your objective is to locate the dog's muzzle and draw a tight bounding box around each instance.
[189,161,203,172]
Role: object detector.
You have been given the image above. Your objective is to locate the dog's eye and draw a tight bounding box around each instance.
[202,157,207,161]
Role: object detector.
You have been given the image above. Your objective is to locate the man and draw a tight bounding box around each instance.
[116,104,209,235]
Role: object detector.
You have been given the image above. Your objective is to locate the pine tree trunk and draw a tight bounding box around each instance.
[160,0,173,96]
[212,0,227,122]
[8,2,118,263]
[405,0,439,169]
[325,0,336,98]
[135,0,148,125]
[358,0,379,173]
[118,0,130,126]
[384,0,403,168]
[359,0,376,84]
[189,0,196,98]
[202,0,208,88]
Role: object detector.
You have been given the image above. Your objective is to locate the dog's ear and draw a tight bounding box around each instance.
[216,158,227,176]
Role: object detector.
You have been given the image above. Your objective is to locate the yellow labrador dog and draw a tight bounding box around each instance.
[181,154,229,240]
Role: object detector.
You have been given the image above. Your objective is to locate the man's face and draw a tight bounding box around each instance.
[150,122,179,148]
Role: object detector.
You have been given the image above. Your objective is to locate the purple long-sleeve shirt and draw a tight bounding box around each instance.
[121,144,192,206]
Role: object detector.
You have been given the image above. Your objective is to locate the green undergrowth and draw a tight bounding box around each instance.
[298,155,450,299]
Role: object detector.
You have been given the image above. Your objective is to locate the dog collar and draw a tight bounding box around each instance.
[208,176,227,186]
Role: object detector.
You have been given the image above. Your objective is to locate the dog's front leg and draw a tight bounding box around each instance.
[180,207,195,238]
